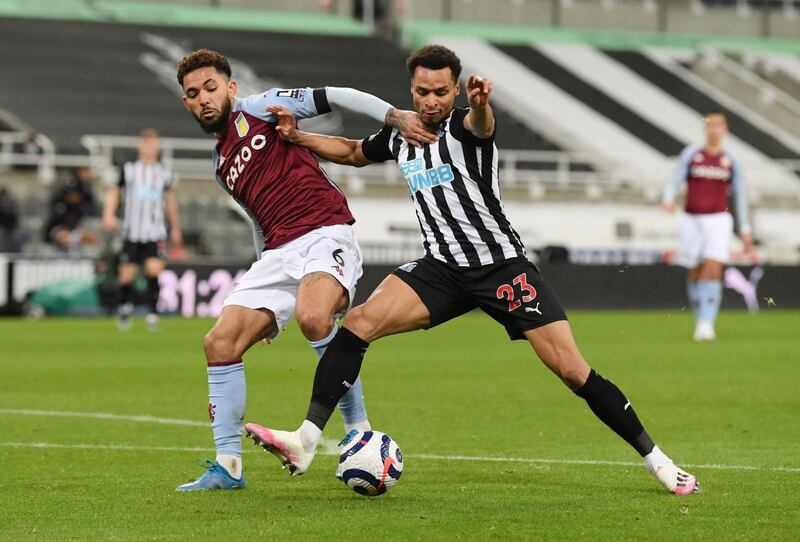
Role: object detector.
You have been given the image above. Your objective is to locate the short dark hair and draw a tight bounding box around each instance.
[177,48,232,86]
[406,45,462,81]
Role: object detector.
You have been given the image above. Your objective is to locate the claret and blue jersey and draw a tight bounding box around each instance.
[212,87,354,252]
[665,143,750,229]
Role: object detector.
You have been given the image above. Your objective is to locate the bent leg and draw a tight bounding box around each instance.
[204,305,277,477]
[525,321,654,457]
[296,271,370,431]
[303,274,433,439]
[343,274,433,342]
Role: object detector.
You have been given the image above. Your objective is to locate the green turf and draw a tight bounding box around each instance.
[1,311,798,540]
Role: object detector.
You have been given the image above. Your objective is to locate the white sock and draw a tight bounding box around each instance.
[298,419,322,453]
[644,445,672,468]
[345,420,372,434]
[216,453,242,479]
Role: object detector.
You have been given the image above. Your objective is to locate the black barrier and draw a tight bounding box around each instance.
[2,257,797,316]
[357,263,797,312]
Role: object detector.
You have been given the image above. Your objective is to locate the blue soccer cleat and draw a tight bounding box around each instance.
[176,460,245,492]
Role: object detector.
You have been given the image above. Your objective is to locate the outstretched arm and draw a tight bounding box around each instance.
[324,87,435,147]
[463,75,495,139]
[269,105,373,167]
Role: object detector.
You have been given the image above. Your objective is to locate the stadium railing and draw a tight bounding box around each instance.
[77,134,619,193]
[693,46,800,141]
[0,131,88,185]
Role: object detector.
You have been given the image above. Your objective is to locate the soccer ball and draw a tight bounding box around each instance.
[338,430,403,496]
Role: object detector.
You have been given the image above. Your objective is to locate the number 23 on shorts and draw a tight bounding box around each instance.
[496,273,537,312]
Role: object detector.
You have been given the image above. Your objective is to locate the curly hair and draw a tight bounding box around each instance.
[406,45,462,81]
[176,49,232,86]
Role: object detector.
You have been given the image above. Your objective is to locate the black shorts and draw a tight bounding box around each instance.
[119,240,164,265]
[392,255,567,341]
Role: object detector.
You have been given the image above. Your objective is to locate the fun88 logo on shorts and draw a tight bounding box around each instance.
[399,157,455,194]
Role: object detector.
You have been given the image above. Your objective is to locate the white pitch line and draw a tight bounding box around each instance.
[0,408,207,427]
[2,408,799,474]
[0,441,214,453]
[1,441,798,474]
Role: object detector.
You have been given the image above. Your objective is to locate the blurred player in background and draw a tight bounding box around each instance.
[173,49,433,491]
[663,112,752,342]
[103,129,183,332]
[248,44,698,496]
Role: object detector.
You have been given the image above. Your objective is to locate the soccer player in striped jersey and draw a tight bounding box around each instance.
[663,112,752,342]
[173,49,433,491]
[246,45,698,495]
[103,129,182,332]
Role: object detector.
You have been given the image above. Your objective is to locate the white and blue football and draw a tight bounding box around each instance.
[338,430,403,496]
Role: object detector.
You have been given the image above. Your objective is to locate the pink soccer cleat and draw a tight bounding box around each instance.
[245,423,315,476]
[647,461,699,495]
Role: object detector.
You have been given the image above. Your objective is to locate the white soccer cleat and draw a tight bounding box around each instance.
[693,321,716,342]
[646,461,699,495]
[245,423,315,476]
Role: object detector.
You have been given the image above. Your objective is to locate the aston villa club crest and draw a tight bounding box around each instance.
[235,112,249,138]
[720,156,732,169]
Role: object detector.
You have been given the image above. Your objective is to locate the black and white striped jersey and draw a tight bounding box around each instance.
[361,107,525,267]
[118,161,174,243]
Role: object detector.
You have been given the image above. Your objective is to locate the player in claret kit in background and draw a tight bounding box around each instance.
[663,112,752,342]
[246,44,699,496]
[173,49,434,491]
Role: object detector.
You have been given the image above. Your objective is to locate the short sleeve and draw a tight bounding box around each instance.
[449,107,496,145]
[238,87,329,122]
[361,125,394,163]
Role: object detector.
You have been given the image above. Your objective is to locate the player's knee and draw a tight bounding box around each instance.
[203,329,238,362]
[296,309,334,342]
[341,305,376,342]
[556,357,590,390]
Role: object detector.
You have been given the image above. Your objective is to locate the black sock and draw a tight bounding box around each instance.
[119,283,133,306]
[146,277,159,314]
[306,327,369,430]
[575,369,655,457]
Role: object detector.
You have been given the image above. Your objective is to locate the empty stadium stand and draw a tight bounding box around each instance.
[607,50,800,161]
[0,17,564,156]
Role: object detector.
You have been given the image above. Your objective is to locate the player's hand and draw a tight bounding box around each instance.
[466,75,492,109]
[170,229,183,248]
[102,214,117,232]
[386,108,437,147]
[267,105,299,142]
[662,202,676,214]
[740,232,753,253]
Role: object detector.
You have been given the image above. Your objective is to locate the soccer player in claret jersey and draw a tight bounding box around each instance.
[245,45,699,495]
[663,112,752,342]
[173,49,434,491]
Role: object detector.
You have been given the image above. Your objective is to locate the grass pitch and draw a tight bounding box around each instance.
[1,310,798,541]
